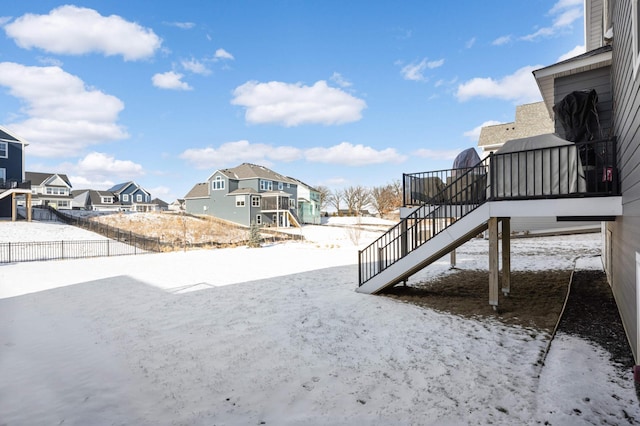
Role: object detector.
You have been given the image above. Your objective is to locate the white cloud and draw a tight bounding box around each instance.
[456,65,543,104]
[521,0,582,41]
[305,142,406,166]
[465,37,476,49]
[412,148,462,161]
[0,16,12,26]
[179,140,303,169]
[0,62,128,157]
[167,22,195,29]
[558,44,586,62]
[181,58,211,75]
[180,140,405,169]
[549,0,583,15]
[148,186,172,200]
[492,35,512,46]
[214,48,234,61]
[400,58,445,82]
[463,120,504,140]
[152,71,192,90]
[231,80,366,126]
[330,72,352,88]
[65,152,144,189]
[4,5,161,61]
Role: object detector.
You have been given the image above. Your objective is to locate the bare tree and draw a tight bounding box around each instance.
[328,189,343,214]
[370,180,403,218]
[343,185,371,216]
[315,185,332,211]
[370,184,395,218]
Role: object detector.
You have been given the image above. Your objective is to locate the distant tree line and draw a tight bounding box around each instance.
[315,181,403,218]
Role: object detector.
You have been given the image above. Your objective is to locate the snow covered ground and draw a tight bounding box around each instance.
[0,220,638,425]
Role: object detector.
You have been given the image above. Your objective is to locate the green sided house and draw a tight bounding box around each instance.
[184,163,315,227]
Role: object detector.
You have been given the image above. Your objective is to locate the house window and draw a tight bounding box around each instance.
[236,195,246,207]
[212,176,225,190]
[260,180,272,191]
[633,0,640,79]
[289,199,295,208]
[0,168,5,184]
[251,196,260,207]
[0,142,7,158]
[256,214,262,225]
[136,194,142,202]
[46,187,53,195]
[102,197,113,203]
[278,182,284,190]
[122,194,129,202]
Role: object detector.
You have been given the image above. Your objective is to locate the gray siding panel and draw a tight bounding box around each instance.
[587,0,604,51]
[554,67,613,140]
[609,0,640,361]
[607,217,640,360]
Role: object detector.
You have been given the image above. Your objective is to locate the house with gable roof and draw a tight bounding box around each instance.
[184,163,301,227]
[0,126,32,220]
[107,181,154,212]
[26,171,73,209]
[71,189,122,211]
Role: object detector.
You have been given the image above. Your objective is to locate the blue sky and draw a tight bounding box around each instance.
[0,1,585,202]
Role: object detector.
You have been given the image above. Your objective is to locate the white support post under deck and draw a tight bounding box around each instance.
[488,217,499,307]
[501,217,511,296]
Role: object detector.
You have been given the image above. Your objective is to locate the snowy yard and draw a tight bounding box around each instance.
[0,220,638,425]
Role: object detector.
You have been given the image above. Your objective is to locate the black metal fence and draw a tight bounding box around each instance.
[0,239,146,264]
[361,138,620,286]
[46,208,162,253]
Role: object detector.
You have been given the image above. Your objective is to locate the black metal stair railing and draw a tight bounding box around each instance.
[359,158,491,286]
[358,138,619,287]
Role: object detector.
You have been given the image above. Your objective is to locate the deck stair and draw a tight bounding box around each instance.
[357,138,621,296]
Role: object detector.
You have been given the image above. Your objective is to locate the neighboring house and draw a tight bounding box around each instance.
[184,163,301,227]
[477,102,554,157]
[0,126,32,220]
[71,189,122,212]
[26,171,73,209]
[151,198,169,211]
[288,177,321,225]
[545,0,640,373]
[359,0,640,373]
[108,182,154,212]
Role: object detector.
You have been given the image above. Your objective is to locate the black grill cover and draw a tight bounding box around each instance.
[553,89,600,142]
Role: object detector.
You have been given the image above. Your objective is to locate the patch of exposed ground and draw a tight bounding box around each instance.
[383,269,571,332]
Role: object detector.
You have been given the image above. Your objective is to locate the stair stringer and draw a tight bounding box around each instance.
[357,203,491,294]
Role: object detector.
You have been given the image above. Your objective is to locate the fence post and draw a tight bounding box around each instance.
[61,240,65,259]
[8,242,11,263]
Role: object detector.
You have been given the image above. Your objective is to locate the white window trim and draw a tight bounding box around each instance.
[136,194,143,202]
[235,195,246,207]
[0,141,7,158]
[278,182,284,190]
[212,176,225,191]
[256,214,262,225]
[251,196,260,207]
[633,0,640,80]
[0,167,5,183]
[122,194,129,202]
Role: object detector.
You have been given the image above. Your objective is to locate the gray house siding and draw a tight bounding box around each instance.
[185,197,210,215]
[554,66,613,140]
[606,0,640,361]
[586,0,604,50]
